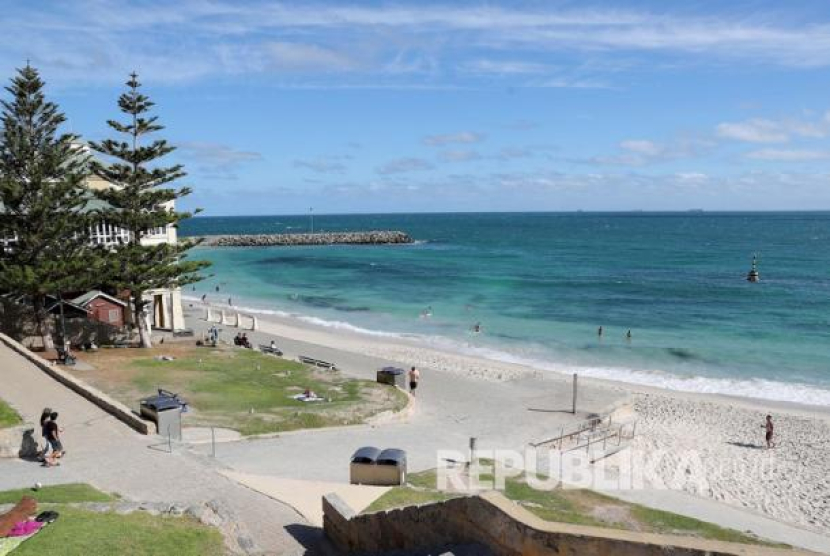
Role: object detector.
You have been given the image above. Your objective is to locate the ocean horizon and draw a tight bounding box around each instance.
[180,211,830,406]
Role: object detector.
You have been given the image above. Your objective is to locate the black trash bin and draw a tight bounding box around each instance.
[376,366,406,389]
[376,448,407,485]
[139,389,187,440]
[350,446,381,484]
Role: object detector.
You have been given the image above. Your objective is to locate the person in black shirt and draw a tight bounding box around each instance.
[43,412,63,467]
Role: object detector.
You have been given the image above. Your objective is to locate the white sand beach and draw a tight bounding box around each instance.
[627,391,830,532]
[189,301,830,540]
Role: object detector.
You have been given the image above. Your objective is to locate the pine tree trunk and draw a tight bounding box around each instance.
[32,295,54,351]
[133,293,153,349]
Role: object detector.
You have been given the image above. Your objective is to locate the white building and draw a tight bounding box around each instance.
[84,175,186,331]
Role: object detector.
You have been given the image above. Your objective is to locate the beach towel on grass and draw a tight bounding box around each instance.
[291,394,325,402]
[8,521,43,537]
[0,536,25,556]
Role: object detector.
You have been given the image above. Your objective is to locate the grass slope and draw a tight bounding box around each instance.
[0,483,115,505]
[0,398,21,429]
[0,484,223,556]
[75,345,408,436]
[364,467,784,547]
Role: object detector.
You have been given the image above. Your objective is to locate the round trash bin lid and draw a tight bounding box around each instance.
[377,448,407,465]
[351,446,381,463]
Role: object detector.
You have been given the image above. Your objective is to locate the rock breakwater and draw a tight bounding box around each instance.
[200,230,413,247]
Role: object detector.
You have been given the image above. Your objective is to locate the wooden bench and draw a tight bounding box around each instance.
[298,355,337,371]
[259,344,284,356]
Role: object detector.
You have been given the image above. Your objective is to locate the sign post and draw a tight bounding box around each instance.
[572,373,578,414]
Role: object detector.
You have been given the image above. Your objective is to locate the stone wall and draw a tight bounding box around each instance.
[199,231,413,247]
[323,490,808,556]
[0,332,150,435]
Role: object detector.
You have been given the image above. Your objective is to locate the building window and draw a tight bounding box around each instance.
[89,222,129,247]
[1,234,17,253]
[144,226,167,237]
[108,309,119,323]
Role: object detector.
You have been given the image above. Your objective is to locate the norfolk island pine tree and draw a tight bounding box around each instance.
[0,64,104,349]
[89,73,209,348]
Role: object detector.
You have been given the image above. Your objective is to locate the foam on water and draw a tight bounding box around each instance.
[185,295,830,407]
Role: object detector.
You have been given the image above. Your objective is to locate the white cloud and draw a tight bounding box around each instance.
[264,42,356,72]
[461,59,551,75]
[294,156,350,173]
[179,142,262,163]
[377,157,434,174]
[177,141,262,180]
[716,119,790,143]
[533,76,610,89]
[438,150,482,162]
[745,148,830,161]
[423,131,485,146]
[716,113,830,143]
[588,136,713,166]
[620,139,663,157]
[9,2,830,87]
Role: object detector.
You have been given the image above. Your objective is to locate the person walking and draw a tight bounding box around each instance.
[763,415,776,449]
[408,366,420,396]
[43,412,64,467]
[38,407,52,460]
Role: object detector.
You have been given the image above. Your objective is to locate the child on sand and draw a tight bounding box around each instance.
[409,366,420,396]
[763,415,776,449]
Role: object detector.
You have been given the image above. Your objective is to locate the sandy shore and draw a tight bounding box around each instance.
[187,300,830,536]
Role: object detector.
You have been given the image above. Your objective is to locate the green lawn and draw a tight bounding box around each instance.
[76,345,409,436]
[0,398,21,429]
[0,483,115,505]
[364,466,784,547]
[0,484,223,556]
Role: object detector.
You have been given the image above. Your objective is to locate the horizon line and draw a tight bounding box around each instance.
[187,209,830,219]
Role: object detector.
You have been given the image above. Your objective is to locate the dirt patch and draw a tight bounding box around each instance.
[589,505,641,530]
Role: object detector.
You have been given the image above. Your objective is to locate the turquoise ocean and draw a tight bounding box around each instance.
[180,212,830,406]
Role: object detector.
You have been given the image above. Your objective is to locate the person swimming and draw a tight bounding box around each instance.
[472,322,482,333]
[625,329,632,340]
[597,326,603,337]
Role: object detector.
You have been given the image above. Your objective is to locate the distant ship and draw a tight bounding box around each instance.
[747,254,760,282]
[688,209,704,213]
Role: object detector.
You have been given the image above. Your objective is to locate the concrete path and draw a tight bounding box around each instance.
[184,310,625,483]
[221,472,390,526]
[604,487,830,555]
[0,342,325,555]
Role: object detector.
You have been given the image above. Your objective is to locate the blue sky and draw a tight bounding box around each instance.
[4,1,830,214]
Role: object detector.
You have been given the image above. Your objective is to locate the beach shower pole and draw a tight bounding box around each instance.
[309,207,314,234]
[469,437,477,469]
[572,373,578,414]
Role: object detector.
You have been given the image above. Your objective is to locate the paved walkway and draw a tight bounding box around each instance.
[0,343,324,555]
[220,472,390,526]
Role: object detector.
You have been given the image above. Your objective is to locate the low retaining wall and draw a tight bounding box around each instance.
[323,490,807,556]
[0,332,150,435]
